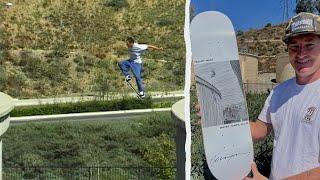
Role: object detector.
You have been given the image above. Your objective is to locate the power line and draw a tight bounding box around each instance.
[282,0,289,21]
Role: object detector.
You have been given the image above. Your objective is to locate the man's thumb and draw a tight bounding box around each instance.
[251,162,260,176]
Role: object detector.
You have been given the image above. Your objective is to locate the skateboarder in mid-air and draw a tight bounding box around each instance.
[118,37,163,98]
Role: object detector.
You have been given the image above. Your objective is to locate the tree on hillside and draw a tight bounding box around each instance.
[316,0,320,13]
[293,0,320,14]
[0,67,6,91]
[92,60,121,100]
[0,4,10,91]
[295,0,316,13]
[0,4,10,61]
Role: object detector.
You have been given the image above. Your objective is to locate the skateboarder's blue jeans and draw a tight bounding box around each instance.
[118,59,144,92]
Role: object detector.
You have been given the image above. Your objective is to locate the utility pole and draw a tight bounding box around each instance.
[282,0,290,21]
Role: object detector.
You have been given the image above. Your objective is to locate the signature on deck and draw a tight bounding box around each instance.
[210,151,251,166]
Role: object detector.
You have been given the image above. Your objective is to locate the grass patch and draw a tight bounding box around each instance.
[3,112,176,179]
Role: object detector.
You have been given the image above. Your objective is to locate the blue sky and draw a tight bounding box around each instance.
[190,0,297,31]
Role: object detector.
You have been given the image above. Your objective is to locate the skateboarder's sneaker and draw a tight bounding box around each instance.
[139,91,145,98]
[125,75,132,82]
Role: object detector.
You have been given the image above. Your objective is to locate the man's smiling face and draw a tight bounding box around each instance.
[287,33,320,84]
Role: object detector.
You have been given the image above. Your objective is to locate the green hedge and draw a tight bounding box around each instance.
[11,97,152,117]
[11,97,149,117]
[11,97,179,117]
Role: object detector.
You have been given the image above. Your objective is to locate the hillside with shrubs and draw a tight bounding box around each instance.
[0,0,185,98]
[237,23,288,72]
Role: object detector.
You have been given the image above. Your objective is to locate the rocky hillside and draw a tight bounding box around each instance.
[237,23,288,72]
[0,0,185,98]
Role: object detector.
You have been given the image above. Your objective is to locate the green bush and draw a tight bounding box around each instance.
[104,0,128,9]
[11,97,154,117]
[155,19,174,27]
[0,66,6,91]
[246,93,268,121]
[151,100,176,108]
[45,60,70,84]
[265,23,272,27]
[236,30,244,36]
[141,133,176,179]
[23,56,48,79]
[6,71,28,97]
[254,133,273,177]
[83,55,95,66]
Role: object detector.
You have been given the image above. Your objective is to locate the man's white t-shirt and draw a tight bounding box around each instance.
[128,43,148,63]
[259,78,320,179]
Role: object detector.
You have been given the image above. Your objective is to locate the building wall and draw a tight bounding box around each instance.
[276,53,295,83]
[239,54,258,83]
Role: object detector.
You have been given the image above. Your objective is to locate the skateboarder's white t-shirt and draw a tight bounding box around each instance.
[259,78,320,179]
[128,43,148,63]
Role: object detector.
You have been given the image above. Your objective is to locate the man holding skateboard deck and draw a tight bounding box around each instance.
[118,37,163,98]
[248,12,320,180]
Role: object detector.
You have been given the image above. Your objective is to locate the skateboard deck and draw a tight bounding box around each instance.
[190,11,253,179]
[126,81,143,99]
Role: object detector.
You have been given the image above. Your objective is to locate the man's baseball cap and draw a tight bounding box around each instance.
[283,12,320,44]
